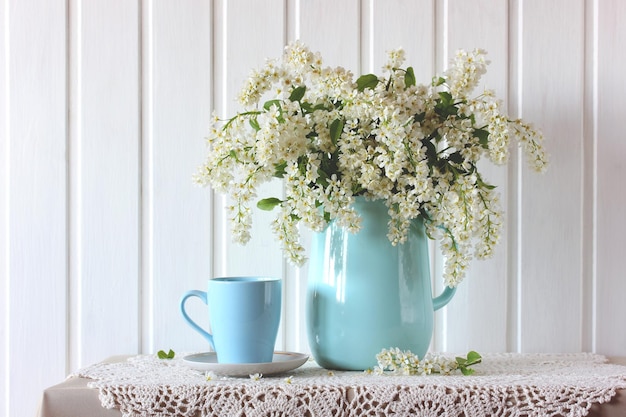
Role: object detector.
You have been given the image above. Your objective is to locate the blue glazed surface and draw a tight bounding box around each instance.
[180,277,281,364]
[306,197,456,370]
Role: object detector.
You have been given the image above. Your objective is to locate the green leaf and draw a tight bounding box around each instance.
[474,128,490,148]
[306,130,318,139]
[448,152,464,165]
[263,99,282,111]
[434,92,459,118]
[422,137,437,163]
[356,74,379,92]
[478,181,496,190]
[413,112,426,124]
[289,86,306,102]
[300,102,313,113]
[274,161,287,178]
[316,168,329,188]
[249,117,260,131]
[477,176,496,190]
[455,351,482,375]
[433,76,446,86]
[466,351,482,365]
[329,118,344,145]
[157,349,175,359]
[460,367,475,376]
[404,67,416,88]
[438,91,453,106]
[257,197,283,211]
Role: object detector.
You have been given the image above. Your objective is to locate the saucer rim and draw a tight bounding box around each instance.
[182,351,309,376]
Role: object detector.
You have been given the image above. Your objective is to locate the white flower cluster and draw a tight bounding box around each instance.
[195,41,548,286]
[373,348,459,376]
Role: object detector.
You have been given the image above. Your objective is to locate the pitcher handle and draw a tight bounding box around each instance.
[433,285,457,311]
[180,290,215,349]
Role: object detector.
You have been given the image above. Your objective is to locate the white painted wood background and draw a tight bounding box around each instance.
[1,0,625,416]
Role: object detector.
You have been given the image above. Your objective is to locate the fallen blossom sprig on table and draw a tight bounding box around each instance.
[371,348,482,376]
[205,371,219,381]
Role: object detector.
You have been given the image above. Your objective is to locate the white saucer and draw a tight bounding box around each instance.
[182,351,309,376]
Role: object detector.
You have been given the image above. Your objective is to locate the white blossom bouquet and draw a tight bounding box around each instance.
[195,41,547,287]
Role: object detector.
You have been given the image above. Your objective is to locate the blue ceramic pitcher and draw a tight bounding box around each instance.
[306,197,456,370]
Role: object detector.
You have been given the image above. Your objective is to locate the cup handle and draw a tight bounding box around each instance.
[180,290,215,349]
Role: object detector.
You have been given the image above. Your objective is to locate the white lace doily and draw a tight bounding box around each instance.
[73,352,626,417]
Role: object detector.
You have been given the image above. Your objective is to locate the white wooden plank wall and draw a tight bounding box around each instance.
[1,1,625,416]
[595,0,626,355]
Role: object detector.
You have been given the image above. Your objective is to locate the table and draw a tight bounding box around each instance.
[38,354,626,417]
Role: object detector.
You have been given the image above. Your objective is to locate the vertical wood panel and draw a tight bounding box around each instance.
[581,0,596,353]
[283,254,309,352]
[4,1,68,415]
[213,0,285,278]
[519,0,585,352]
[144,0,213,354]
[595,0,626,356]
[369,0,435,79]
[0,0,8,414]
[443,0,510,353]
[71,0,141,366]
[299,0,360,71]
[211,0,287,350]
[283,0,310,350]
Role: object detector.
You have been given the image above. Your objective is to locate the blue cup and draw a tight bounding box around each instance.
[180,276,282,364]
